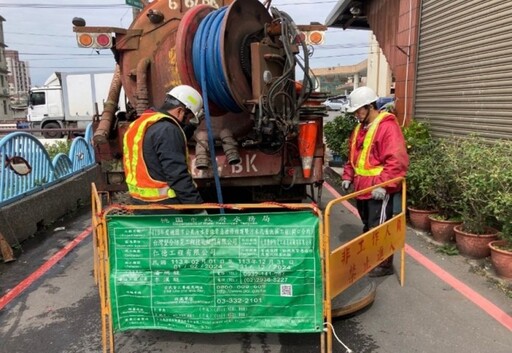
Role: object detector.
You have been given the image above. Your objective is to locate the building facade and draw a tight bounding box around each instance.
[5,49,30,109]
[0,15,12,120]
[366,33,394,98]
[327,0,512,140]
[326,0,420,126]
[312,59,368,97]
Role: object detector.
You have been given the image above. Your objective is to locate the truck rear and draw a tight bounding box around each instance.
[73,0,328,203]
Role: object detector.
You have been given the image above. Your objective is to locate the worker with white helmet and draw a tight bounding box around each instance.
[123,85,205,207]
[341,86,409,277]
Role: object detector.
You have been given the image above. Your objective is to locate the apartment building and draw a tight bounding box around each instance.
[5,49,31,108]
[0,16,12,120]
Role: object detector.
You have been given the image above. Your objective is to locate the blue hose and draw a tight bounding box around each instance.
[194,7,230,211]
[192,8,241,113]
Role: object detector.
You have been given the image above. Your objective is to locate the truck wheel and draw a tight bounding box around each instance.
[42,122,64,139]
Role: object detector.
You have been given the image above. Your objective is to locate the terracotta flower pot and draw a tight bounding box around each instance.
[454,225,499,259]
[428,216,462,244]
[488,240,512,279]
[407,207,438,232]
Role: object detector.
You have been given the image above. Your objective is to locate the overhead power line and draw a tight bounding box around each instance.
[28,66,115,69]
[273,1,337,5]
[0,1,339,8]
[0,3,128,8]
[19,52,112,56]
[5,31,74,38]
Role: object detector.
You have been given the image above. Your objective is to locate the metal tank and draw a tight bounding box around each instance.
[73,0,328,203]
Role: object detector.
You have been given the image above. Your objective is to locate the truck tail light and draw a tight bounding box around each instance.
[76,33,113,49]
[96,34,112,47]
[296,31,325,45]
[307,31,325,45]
[77,33,94,48]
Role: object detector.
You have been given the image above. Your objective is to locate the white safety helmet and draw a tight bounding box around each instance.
[167,85,203,118]
[346,86,379,113]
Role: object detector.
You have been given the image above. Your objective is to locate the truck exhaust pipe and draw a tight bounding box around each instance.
[194,129,241,169]
[136,58,151,115]
[93,65,123,145]
[194,130,210,170]
[220,129,240,165]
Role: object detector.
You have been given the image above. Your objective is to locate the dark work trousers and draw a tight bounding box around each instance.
[356,197,394,232]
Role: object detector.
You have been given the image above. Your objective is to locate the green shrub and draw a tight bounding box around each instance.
[404,123,512,237]
[44,140,71,160]
[429,140,463,219]
[323,113,357,161]
[402,120,436,209]
[406,139,438,210]
[450,136,501,234]
[402,120,431,154]
[485,140,512,245]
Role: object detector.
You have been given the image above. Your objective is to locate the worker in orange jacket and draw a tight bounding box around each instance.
[123,85,204,209]
[342,86,409,277]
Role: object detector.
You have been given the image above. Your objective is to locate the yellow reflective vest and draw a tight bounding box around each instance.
[123,111,189,202]
[350,112,387,176]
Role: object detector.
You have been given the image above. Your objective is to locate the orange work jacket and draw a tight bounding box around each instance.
[123,111,189,202]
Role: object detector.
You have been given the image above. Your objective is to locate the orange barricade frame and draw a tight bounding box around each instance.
[90,187,326,353]
[91,177,406,353]
[323,177,407,351]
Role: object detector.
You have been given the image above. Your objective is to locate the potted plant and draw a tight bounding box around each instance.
[402,122,438,231]
[324,113,357,167]
[488,226,512,280]
[451,137,499,259]
[427,140,463,243]
[487,140,512,278]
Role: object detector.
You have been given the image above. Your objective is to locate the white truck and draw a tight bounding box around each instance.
[27,71,125,138]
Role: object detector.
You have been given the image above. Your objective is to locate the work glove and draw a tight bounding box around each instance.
[371,187,387,200]
[341,180,352,191]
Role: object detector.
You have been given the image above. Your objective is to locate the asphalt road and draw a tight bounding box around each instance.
[0,169,511,353]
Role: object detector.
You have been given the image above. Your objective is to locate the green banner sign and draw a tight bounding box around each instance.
[107,211,323,333]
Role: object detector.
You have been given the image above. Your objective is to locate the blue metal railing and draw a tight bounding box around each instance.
[0,123,96,207]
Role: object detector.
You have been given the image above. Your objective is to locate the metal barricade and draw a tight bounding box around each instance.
[91,187,327,353]
[91,177,406,353]
[323,177,407,351]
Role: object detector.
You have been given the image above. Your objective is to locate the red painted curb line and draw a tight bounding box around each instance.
[405,244,512,331]
[323,181,359,215]
[0,227,92,310]
[324,181,512,332]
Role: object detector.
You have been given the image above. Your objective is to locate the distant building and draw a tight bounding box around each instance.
[0,15,12,120]
[311,59,368,97]
[5,49,31,108]
[311,34,394,99]
[366,34,394,98]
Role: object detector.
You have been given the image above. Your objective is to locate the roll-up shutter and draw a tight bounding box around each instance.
[414,0,512,140]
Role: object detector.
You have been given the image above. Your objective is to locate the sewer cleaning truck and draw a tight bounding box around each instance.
[73,0,328,203]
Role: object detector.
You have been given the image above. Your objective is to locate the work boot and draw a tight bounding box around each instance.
[369,255,394,277]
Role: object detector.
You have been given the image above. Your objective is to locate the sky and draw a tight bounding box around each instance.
[0,0,371,86]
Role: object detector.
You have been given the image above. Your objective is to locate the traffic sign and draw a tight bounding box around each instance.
[125,0,143,9]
